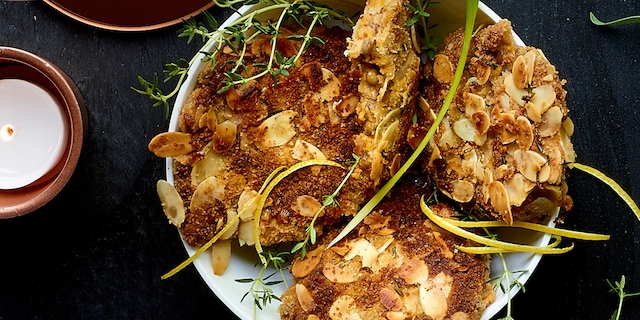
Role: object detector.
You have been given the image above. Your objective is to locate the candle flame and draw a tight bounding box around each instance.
[1,124,15,142]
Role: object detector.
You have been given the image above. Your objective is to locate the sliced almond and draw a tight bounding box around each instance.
[291,246,324,278]
[296,283,316,312]
[237,189,259,222]
[323,262,357,283]
[148,131,194,157]
[529,84,556,118]
[344,239,379,268]
[513,149,548,182]
[433,54,454,84]
[212,120,237,152]
[255,110,298,149]
[398,258,429,285]
[504,173,535,206]
[190,176,225,214]
[329,295,361,320]
[419,282,448,320]
[514,116,534,150]
[504,72,529,106]
[190,144,227,186]
[488,181,513,224]
[292,195,323,218]
[494,113,517,144]
[512,55,529,89]
[539,106,563,137]
[238,220,255,246]
[380,287,403,311]
[156,180,185,227]
[449,180,475,203]
[453,118,477,143]
[476,64,492,85]
[211,239,231,276]
[464,93,486,116]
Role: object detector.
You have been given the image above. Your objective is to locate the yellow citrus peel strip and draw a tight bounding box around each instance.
[252,159,344,264]
[448,220,609,241]
[569,162,640,222]
[420,196,575,254]
[458,235,564,254]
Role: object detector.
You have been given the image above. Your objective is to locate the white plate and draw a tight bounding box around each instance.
[166,1,551,319]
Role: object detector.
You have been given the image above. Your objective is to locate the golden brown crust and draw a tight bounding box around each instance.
[279,175,494,320]
[413,20,575,224]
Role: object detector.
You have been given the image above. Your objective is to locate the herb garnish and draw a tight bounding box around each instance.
[291,154,361,259]
[133,0,354,117]
[590,12,640,27]
[407,0,439,59]
[608,275,640,320]
[236,250,289,313]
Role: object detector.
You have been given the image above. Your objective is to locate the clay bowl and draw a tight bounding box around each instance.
[0,47,87,218]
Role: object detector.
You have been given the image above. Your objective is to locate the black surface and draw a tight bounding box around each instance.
[0,1,639,319]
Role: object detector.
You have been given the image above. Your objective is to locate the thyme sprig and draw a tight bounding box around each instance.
[492,252,527,320]
[608,275,640,320]
[291,154,361,259]
[133,0,354,117]
[407,0,439,59]
[236,250,289,313]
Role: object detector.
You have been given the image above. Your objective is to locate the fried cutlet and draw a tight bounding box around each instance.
[412,20,576,224]
[279,174,495,320]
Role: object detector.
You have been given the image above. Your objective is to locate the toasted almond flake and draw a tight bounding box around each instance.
[504,72,529,106]
[515,116,534,149]
[398,258,429,285]
[539,106,563,137]
[464,93,486,116]
[453,118,477,142]
[237,189,259,221]
[313,68,341,102]
[334,94,359,118]
[476,64,492,85]
[504,173,535,206]
[148,131,194,157]
[530,84,556,116]
[156,180,185,227]
[211,239,231,275]
[291,246,325,278]
[190,144,227,186]
[212,120,238,152]
[488,181,513,224]
[433,54,454,83]
[450,180,475,203]
[190,176,226,214]
[538,163,551,183]
[323,262,357,283]
[292,195,323,218]
[238,220,255,246]
[296,283,316,311]
[256,110,298,149]
[344,238,379,268]
[419,282,448,320]
[380,287,403,311]
[524,50,537,84]
[495,113,517,144]
[512,55,528,89]
[513,149,548,182]
[198,107,217,132]
[329,295,361,320]
[470,111,491,136]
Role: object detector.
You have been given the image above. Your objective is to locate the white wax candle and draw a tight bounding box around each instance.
[0,79,69,189]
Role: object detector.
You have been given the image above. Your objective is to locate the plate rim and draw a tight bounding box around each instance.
[42,0,215,32]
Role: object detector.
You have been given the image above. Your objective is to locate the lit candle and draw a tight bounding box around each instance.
[0,79,69,189]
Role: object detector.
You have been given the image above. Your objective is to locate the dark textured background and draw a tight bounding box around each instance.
[0,0,639,319]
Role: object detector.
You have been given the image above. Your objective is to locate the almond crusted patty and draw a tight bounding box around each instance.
[279,174,495,320]
[411,20,576,224]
